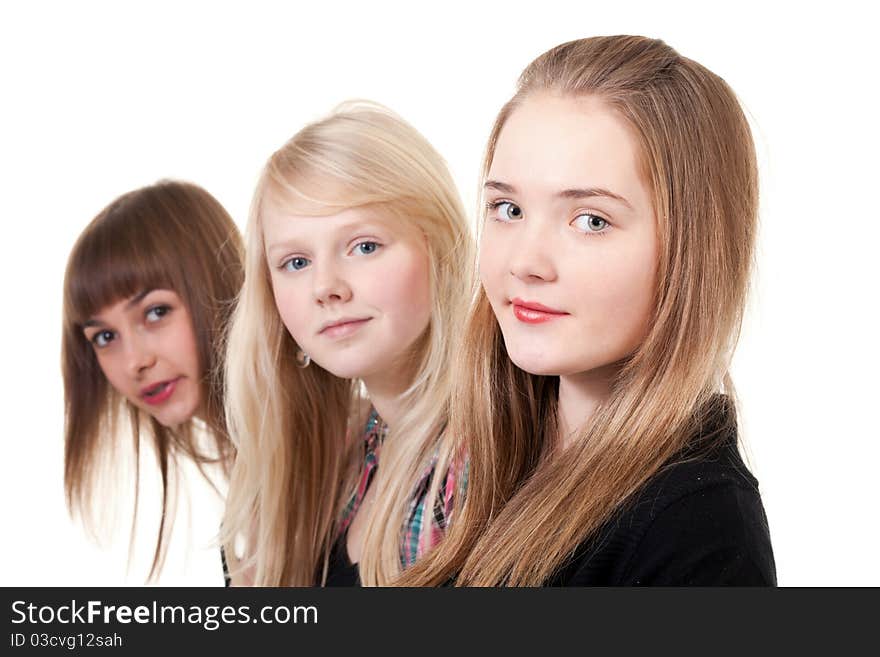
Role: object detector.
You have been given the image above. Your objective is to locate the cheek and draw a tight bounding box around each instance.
[271,277,311,342]
[604,264,654,326]
[577,242,657,343]
[176,319,203,375]
[478,235,505,299]
[94,353,125,391]
[376,249,432,323]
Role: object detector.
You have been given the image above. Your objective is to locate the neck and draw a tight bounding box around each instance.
[362,362,417,433]
[362,333,426,430]
[556,363,618,449]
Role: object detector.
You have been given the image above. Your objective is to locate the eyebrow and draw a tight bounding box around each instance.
[82,289,154,328]
[484,180,634,210]
[265,221,388,258]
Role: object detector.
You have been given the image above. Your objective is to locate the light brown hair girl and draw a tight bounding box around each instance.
[400,35,767,586]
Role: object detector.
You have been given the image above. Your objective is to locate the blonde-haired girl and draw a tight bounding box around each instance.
[400,35,776,586]
[222,101,472,586]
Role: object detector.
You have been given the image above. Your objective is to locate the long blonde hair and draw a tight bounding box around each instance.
[398,35,759,586]
[62,180,244,580]
[222,101,472,585]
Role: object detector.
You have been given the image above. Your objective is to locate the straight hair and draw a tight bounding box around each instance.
[62,180,244,579]
[222,101,473,585]
[398,35,759,586]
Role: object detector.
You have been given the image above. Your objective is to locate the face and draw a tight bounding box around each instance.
[83,289,203,428]
[480,93,659,379]
[262,200,432,382]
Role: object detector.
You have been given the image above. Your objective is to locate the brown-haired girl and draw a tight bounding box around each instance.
[400,35,776,586]
[62,180,244,580]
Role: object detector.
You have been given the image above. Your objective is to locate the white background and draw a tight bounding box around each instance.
[1,0,877,586]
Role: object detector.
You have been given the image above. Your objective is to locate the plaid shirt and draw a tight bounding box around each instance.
[337,408,386,536]
[337,408,465,568]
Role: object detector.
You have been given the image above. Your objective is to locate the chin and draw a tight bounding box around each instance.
[509,350,629,383]
[152,401,200,429]
[313,355,379,381]
[510,360,566,377]
[504,347,565,377]
[152,411,189,429]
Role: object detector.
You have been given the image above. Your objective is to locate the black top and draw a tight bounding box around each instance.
[325,534,360,586]
[548,410,776,585]
[221,545,231,587]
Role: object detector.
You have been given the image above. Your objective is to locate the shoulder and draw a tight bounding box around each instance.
[631,430,763,524]
[557,433,776,586]
[621,450,776,585]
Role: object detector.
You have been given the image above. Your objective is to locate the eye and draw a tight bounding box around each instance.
[352,241,381,256]
[488,201,523,222]
[91,330,115,348]
[145,305,171,322]
[282,256,311,272]
[571,212,610,234]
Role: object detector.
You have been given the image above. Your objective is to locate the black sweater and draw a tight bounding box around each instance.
[548,419,776,585]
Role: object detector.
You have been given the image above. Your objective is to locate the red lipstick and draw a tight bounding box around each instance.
[510,298,569,324]
[140,378,180,405]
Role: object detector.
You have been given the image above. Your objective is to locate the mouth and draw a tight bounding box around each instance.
[140,378,180,405]
[510,298,569,324]
[319,317,372,339]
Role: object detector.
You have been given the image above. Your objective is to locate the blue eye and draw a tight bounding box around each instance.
[91,330,115,348]
[489,201,523,222]
[353,241,380,256]
[145,305,171,322]
[572,213,609,234]
[283,256,311,271]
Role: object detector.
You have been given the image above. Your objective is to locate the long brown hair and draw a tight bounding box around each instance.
[398,35,759,586]
[62,180,244,580]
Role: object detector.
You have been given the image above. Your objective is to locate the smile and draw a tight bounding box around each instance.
[511,298,569,324]
[319,317,372,339]
[140,378,180,405]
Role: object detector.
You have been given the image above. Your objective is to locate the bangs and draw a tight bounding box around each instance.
[265,167,364,217]
[265,142,405,217]
[65,204,181,325]
[263,167,420,231]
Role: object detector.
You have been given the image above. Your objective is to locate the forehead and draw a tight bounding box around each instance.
[490,93,646,200]
[260,199,414,245]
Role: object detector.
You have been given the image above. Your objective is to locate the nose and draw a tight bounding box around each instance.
[507,219,558,283]
[124,334,157,377]
[313,262,353,305]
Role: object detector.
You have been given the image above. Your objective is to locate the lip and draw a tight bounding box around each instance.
[319,317,371,339]
[510,298,569,324]
[140,377,180,405]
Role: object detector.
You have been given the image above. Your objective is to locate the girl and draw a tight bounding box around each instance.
[62,180,244,581]
[222,101,472,586]
[400,36,776,586]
